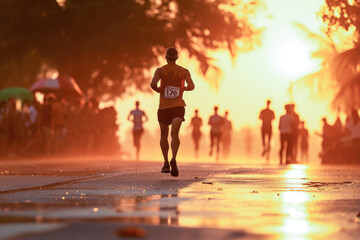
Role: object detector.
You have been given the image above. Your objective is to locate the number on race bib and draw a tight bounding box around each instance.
[164,86,180,99]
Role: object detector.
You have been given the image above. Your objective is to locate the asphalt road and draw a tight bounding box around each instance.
[0,157,359,240]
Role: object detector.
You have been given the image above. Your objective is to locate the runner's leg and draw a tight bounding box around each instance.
[216,133,221,159]
[267,131,272,151]
[170,117,182,159]
[133,131,140,160]
[193,133,200,158]
[279,134,285,165]
[266,131,272,161]
[159,122,169,163]
[137,130,143,161]
[209,132,214,156]
[170,118,182,177]
[286,134,293,164]
[261,128,266,156]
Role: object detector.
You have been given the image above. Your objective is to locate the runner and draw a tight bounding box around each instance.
[289,103,300,162]
[150,47,195,177]
[190,109,203,158]
[279,104,294,164]
[222,110,232,159]
[299,121,309,162]
[259,99,275,161]
[208,106,224,161]
[127,101,148,161]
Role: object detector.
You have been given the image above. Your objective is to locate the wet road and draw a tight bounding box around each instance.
[0,158,359,240]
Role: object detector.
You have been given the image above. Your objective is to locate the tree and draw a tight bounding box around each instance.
[0,0,261,96]
[321,0,360,111]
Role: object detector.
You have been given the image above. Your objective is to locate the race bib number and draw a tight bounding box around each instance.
[164,86,180,99]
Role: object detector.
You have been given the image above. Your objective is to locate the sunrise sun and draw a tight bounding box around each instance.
[275,39,318,80]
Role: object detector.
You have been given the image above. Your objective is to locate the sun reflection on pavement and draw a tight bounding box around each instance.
[173,164,337,239]
[276,165,334,240]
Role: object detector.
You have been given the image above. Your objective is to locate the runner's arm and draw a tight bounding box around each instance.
[143,112,149,122]
[184,70,195,91]
[127,112,132,121]
[150,68,162,93]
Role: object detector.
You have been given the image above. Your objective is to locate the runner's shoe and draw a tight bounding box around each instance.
[170,158,179,177]
[161,162,170,173]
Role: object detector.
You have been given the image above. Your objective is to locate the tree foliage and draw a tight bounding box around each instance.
[321,0,360,111]
[0,0,260,96]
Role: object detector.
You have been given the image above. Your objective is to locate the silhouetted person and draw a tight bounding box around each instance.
[128,101,148,161]
[345,109,360,162]
[3,98,19,157]
[51,97,67,154]
[289,104,300,162]
[208,106,224,161]
[151,47,195,177]
[279,104,294,164]
[315,117,333,156]
[222,110,232,159]
[299,121,309,162]
[39,95,54,155]
[259,99,275,161]
[190,109,203,158]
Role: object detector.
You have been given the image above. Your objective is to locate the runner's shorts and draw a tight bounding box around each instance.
[157,107,185,125]
[261,124,272,135]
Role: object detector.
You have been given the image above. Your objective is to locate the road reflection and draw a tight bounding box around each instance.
[279,165,313,239]
[274,165,332,239]
[115,193,179,226]
[112,165,336,239]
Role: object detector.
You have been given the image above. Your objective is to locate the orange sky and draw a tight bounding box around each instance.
[104,0,340,161]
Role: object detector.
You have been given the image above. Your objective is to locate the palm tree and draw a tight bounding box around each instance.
[292,21,360,114]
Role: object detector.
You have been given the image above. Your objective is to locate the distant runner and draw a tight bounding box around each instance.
[151,47,195,177]
[299,121,309,162]
[127,101,148,161]
[208,106,224,161]
[279,104,294,164]
[259,100,275,161]
[190,109,203,158]
[222,110,232,159]
[289,103,300,162]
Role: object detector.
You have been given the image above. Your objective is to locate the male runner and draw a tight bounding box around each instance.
[259,100,275,161]
[289,103,300,162]
[279,104,294,164]
[208,106,224,161]
[150,47,195,177]
[127,101,148,161]
[190,109,203,158]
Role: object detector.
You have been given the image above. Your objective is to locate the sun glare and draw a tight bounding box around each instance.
[275,39,317,80]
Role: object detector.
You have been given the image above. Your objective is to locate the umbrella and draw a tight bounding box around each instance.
[30,75,83,96]
[0,87,34,103]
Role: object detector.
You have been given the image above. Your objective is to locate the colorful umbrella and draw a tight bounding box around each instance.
[30,75,83,96]
[0,87,34,103]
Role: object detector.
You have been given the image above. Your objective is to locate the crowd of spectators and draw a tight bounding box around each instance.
[0,95,119,159]
[318,109,360,164]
